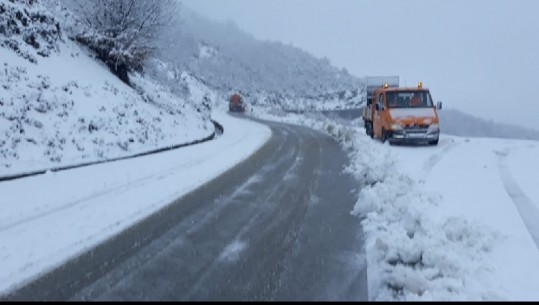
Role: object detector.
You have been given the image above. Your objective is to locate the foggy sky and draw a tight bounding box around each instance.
[182,0,539,130]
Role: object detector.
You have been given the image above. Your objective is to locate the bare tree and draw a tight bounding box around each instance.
[72,0,178,84]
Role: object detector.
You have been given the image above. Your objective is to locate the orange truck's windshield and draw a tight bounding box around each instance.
[386,91,434,108]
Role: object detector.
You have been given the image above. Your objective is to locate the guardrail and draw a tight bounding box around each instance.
[0,120,224,183]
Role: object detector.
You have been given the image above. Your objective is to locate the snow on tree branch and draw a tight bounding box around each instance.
[70,0,178,85]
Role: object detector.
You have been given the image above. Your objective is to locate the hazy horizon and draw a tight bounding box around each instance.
[181,0,539,131]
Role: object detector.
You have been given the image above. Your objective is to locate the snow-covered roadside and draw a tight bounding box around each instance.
[0,110,271,297]
[249,106,539,301]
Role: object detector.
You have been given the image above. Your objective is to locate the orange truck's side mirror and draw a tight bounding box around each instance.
[437,101,443,110]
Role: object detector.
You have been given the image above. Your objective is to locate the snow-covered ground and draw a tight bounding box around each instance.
[249,107,539,301]
[0,110,271,296]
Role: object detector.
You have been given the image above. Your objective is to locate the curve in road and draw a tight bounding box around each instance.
[5,116,368,301]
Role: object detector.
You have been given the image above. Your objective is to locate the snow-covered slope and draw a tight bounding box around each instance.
[250,105,539,301]
[156,5,364,110]
[0,0,214,176]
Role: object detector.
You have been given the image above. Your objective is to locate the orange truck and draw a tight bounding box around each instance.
[362,76,442,145]
[229,93,246,113]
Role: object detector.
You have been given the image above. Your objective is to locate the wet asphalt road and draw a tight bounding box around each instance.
[6,115,368,301]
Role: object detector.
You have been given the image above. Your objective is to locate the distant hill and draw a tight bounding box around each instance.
[440,108,539,141]
[157,6,364,109]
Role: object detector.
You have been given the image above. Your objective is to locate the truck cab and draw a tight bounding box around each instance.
[363,77,442,145]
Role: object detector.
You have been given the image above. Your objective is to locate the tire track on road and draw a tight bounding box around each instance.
[496,149,539,250]
[419,139,458,183]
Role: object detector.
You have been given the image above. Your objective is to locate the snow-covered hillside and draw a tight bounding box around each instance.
[440,108,539,141]
[0,0,214,176]
[155,5,364,110]
[250,105,539,301]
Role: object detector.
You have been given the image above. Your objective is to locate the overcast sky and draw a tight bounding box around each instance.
[182,0,539,130]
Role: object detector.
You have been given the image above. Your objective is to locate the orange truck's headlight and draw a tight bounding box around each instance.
[427,124,440,133]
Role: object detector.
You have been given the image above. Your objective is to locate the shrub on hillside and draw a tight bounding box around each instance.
[0,0,62,63]
[70,0,178,85]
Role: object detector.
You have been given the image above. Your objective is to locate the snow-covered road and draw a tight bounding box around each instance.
[2,113,368,301]
[0,111,271,297]
[63,117,365,301]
